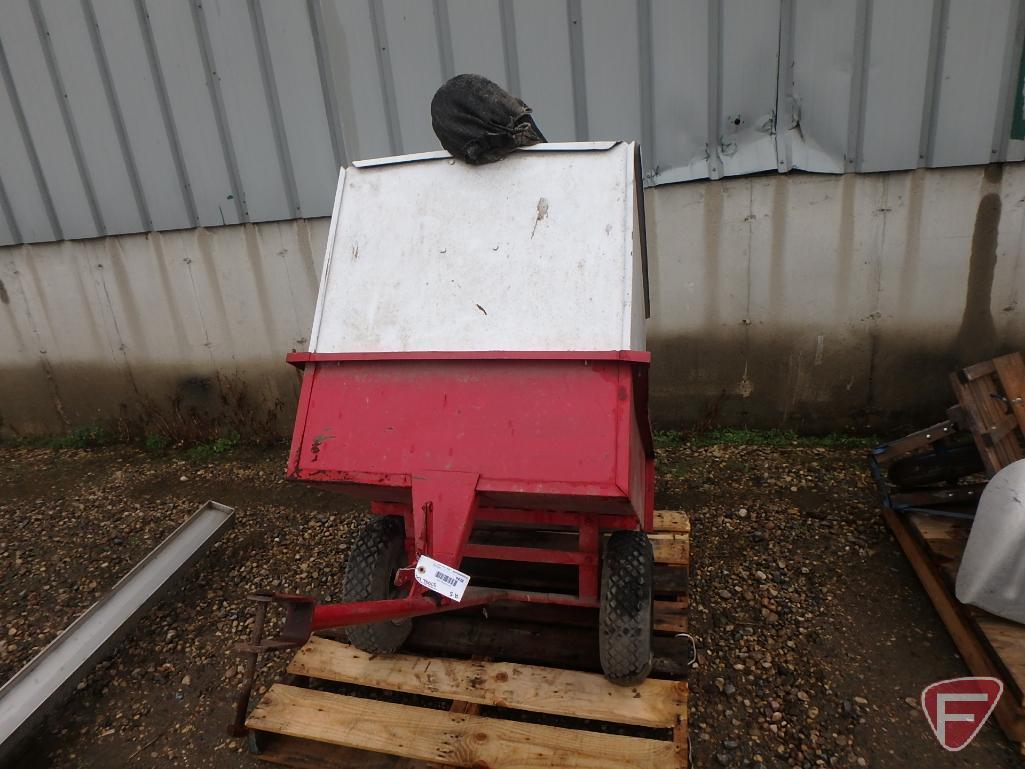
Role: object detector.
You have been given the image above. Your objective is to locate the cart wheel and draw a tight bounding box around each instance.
[599,530,654,686]
[341,515,412,654]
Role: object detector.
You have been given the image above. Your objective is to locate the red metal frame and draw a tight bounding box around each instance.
[266,350,654,640]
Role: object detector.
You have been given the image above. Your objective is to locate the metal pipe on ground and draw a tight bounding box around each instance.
[0,500,235,763]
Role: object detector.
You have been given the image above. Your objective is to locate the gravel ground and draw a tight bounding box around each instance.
[0,441,1021,768]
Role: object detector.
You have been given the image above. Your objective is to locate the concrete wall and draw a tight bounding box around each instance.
[3,163,1024,438]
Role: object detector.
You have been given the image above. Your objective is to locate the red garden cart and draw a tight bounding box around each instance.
[233,141,655,733]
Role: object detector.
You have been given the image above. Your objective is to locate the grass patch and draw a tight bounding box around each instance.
[144,433,171,452]
[654,427,879,449]
[4,425,114,450]
[185,431,240,461]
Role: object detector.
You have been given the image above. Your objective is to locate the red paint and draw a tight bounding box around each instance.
[288,357,651,520]
[284,351,653,633]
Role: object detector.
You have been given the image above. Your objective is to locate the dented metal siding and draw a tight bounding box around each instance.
[0,0,1024,246]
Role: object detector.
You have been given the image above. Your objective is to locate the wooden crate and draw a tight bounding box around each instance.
[882,507,1025,755]
[244,511,690,768]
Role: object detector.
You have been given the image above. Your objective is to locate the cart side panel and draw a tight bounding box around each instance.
[289,358,644,517]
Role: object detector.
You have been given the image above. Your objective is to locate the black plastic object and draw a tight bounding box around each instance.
[431,74,546,165]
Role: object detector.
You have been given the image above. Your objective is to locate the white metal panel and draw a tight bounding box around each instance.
[931,0,1018,168]
[648,0,711,183]
[310,143,645,353]
[857,0,936,172]
[40,0,143,235]
[511,0,576,142]
[717,0,779,178]
[379,0,446,155]
[579,0,643,146]
[91,0,193,231]
[789,0,857,174]
[0,0,98,239]
[199,0,290,222]
[0,70,56,243]
[144,0,241,228]
[260,2,340,216]
[320,0,392,160]
[446,0,506,86]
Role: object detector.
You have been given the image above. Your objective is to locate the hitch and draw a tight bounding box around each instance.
[228,592,315,737]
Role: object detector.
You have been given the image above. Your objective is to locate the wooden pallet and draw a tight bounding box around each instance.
[882,507,1025,755]
[950,352,1025,475]
[245,511,690,769]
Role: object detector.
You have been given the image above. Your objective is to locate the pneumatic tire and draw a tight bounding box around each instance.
[341,515,412,654]
[599,530,654,686]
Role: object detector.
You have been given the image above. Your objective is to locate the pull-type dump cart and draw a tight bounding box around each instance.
[234,142,655,731]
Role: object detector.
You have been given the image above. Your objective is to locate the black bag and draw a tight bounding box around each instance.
[431,74,547,165]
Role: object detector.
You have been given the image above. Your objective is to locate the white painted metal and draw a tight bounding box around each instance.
[0,501,234,762]
[309,142,646,353]
[0,0,1023,246]
[956,460,1025,624]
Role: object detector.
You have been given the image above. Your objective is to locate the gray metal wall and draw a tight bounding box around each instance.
[1,0,1024,247]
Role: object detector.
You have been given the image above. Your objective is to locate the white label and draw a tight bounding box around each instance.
[414,554,470,602]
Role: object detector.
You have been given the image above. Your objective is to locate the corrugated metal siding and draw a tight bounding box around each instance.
[0,0,1024,246]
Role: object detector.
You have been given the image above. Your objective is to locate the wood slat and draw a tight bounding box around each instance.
[950,372,1006,474]
[654,599,688,634]
[255,733,420,769]
[289,637,685,728]
[993,353,1025,439]
[883,509,1025,741]
[958,359,997,383]
[248,685,684,769]
[649,534,688,565]
[652,511,690,534]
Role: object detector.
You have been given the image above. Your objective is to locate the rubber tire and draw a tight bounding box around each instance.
[341,515,412,654]
[599,530,654,686]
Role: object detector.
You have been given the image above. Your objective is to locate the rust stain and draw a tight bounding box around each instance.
[309,429,335,462]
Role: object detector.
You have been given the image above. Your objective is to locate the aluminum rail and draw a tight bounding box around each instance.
[0,501,235,761]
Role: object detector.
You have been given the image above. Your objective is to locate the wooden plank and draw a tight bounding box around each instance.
[993,353,1025,438]
[889,484,986,508]
[654,600,689,634]
[881,508,1025,741]
[872,420,957,465]
[982,413,1019,448]
[649,533,688,565]
[248,685,684,769]
[652,511,690,534]
[958,360,996,383]
[255,733,422,769]
[976,616,1025,704]
[289,637,685,728]
[950,372,1005,474]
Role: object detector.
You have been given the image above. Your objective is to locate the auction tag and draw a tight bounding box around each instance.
[414,554,470,602]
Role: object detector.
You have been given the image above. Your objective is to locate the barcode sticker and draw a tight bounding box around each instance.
[414,554,470,602]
